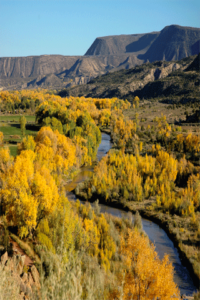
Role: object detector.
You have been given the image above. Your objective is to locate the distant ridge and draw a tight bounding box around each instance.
[85,25,200,61]
[139,25,200,62]
[0,24,200,90]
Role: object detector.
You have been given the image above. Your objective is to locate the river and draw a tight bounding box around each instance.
[66,133,197,297]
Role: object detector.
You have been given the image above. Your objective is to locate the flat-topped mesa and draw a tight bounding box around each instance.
[85,32,160,56]
[85,25,200,61]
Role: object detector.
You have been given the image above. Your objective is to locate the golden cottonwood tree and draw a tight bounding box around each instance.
[0,148,13,189]
[17,135,36,153]
[1,150,59,237]
[0,132,3,146]
[119,229,180,300]
[35,126,77,178]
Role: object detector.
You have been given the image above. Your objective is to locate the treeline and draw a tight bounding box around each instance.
[82,149,199,217]
[151,115,200,162]
[0,90,49,112]
[73,103,199,218]
[0,89,130,113]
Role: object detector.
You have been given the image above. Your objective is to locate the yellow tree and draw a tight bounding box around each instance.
[1,150,59,237]
[133,96,140,108]
[17,135,36,153]
[0,148,13,188]
[34,126,77,178]
[0,132,3,146]
[120,229,180,300]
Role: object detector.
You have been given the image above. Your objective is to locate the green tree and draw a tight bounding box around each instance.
[20,115,27,136]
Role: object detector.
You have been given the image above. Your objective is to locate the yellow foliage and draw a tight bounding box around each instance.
[18,135,36,153]
[37,232,55,253]
[0,91,182,297]
[0,147,13,174]
[0,131,3,145]
[34,126,77,178]
[1,150,59,237]
[119,229,180,300]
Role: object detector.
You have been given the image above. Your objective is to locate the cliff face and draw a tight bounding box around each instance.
[85,25,200,61]
[0,25,199,90]
[85,32,159,56]
[139,25,200,62]
[0,55,79,78]
[0,54,145,90]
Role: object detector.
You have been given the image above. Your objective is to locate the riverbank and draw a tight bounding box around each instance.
[74,188,199,292]
[81,129,200,293]
[63,130,199,297]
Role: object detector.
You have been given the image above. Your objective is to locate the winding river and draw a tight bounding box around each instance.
[66,133,197,297]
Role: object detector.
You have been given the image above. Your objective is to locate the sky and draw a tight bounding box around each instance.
[0,0,199,57]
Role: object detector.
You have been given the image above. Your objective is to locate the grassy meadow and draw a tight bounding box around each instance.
[0,115,40,156]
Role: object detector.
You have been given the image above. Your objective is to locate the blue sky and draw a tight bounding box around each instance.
[0,0,199,57]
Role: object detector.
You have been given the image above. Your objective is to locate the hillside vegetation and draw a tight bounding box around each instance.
[62,54,200,104]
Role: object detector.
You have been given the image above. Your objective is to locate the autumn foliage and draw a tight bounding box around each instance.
[0,91,184,298]
[114,229,180,299]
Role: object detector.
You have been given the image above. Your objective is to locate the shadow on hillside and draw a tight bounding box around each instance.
[126,33,158,53]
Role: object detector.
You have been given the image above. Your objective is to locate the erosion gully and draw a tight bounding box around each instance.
[66,133,197,297]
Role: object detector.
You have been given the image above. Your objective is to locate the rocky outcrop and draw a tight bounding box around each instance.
[30,265,41,289]
[0,55,79,79]
[0,251,40,300]
[0,54,144,90]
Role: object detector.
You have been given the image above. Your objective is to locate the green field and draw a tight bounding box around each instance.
[0,115,40,156]
[9,145,18,157]
[0,124,39,137]
[0,115,35,122]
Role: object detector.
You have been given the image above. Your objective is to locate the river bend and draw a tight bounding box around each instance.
[66,133,197,296]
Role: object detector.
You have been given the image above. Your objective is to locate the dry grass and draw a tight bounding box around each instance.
[124,101,199,133]
[0,264,21,300]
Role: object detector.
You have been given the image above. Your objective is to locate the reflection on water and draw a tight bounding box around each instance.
[66,133,112,192]
[66,168,93,192]
[66,133,197,296]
